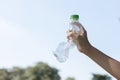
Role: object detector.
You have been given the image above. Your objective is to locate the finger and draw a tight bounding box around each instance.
[67,30,77,35]
[67,30,75,39]
[66,30,73,34]
[67,30,79,40]
[67,31,73,40]
[67,35,72,40]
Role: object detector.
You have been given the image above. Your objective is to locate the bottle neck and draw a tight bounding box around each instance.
[70,19,79,22]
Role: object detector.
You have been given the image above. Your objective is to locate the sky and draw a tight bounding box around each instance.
[0,0,120,80]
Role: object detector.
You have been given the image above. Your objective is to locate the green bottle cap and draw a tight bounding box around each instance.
[70,14,79,20]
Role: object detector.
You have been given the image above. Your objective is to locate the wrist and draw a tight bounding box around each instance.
[81,44,94,55]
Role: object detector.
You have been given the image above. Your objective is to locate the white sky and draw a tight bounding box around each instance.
[0,0,120,80]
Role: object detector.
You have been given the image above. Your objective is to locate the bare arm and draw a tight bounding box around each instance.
[67,22,120,79]
[85,45,120,79]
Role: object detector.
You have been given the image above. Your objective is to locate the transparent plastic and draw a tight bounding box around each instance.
[53,19,80,62]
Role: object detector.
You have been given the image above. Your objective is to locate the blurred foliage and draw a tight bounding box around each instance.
[66,77,75,80]
[0,62,60,80]
[0,62,113,80]
[92,73,111,80]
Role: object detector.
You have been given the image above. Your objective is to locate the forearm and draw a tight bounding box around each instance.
[83,46,120,79]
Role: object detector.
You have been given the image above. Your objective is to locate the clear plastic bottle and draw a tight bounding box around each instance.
[53,14,80,62]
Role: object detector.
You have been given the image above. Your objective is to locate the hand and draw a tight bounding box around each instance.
[67,22,91,53]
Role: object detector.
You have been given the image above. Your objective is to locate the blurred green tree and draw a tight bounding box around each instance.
[8,67,24,80]
[92,73,111,80]
[66,77,75,80]
[0,69,9,80]
[0,62,61,80]
[22,62,61,80]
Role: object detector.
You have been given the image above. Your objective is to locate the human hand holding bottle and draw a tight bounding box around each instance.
[67,22,92,54]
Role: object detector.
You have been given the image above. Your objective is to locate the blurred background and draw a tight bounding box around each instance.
[0,0,120,80]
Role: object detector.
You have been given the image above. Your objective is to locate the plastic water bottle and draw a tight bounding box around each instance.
[53,14,80,62]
